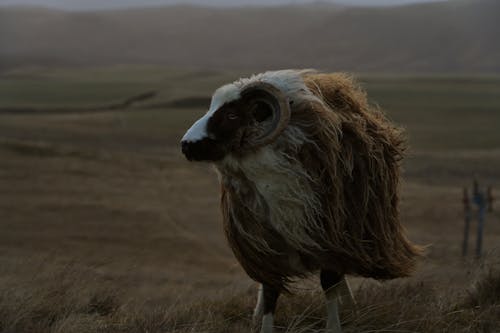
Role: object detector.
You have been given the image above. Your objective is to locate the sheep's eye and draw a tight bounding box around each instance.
[227,112,238,120]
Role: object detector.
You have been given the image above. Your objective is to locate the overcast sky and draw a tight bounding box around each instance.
[0,0,448,10]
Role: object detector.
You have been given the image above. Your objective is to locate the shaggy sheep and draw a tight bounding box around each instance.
[180,70,422,333]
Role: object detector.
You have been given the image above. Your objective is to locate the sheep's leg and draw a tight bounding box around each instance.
[252,283,280,333]
[338,276,356,310]
[321,271,355,333]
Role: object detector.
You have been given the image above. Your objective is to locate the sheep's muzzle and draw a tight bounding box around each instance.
[181,138,226,162]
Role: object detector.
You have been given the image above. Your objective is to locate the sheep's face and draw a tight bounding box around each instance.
[181,82,290,162]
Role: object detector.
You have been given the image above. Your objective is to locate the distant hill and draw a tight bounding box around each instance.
[0,0,499,73]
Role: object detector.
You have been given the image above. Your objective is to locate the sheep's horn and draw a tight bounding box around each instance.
[241,82,291,149]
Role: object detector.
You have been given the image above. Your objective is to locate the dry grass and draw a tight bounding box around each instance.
[0,258,498,333]
[0,260,117,333]
[0,68,499,332]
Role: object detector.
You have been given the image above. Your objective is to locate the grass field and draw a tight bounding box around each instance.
[0,66,499,332]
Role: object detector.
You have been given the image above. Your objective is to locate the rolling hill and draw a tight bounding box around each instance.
[0,0,499,72]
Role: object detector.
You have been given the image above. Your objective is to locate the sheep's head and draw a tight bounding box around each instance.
[181,82,290,162]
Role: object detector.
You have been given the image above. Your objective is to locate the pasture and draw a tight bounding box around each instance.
[0,66,499,332]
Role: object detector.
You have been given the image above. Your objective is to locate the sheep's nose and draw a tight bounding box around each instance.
[181,140,192,159]
[181,138,224,162]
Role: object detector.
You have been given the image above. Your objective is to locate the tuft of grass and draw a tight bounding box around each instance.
[467,266,500,308]
[0,262,120,333]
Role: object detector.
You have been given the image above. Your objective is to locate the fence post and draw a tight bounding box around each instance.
[473,182,486,259]
[462,187,471,257]
[461,180,493,259]
[487,186,494,212]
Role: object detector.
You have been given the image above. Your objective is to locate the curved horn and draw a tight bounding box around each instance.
[240,81,291,149]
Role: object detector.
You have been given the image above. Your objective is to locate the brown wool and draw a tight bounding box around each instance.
[218,72,423,292]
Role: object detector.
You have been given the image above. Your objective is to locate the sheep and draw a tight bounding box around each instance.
[180,70,422,333]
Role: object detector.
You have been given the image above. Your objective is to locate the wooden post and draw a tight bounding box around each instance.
[476,195,485,259]
[487,186,494,212]
[473,178,479,198]
[472,180,486,259]
[462,187,471,257]
[462,180,492,259]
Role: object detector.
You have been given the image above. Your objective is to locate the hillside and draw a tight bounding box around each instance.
[0,0,499,72]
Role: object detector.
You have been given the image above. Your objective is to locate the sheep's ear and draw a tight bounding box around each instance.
[240,82,290,149]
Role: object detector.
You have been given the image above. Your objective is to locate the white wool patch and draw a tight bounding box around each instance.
[238,138,324,250]
[234,69,317,105]
[181,83,240,143]
[218,124,328,259]
[181,114,210,142]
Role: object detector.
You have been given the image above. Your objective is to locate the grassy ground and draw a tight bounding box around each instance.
[0,66,499,332]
